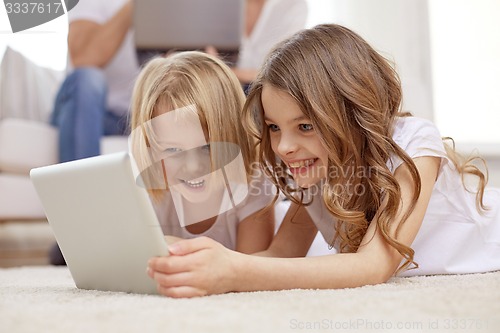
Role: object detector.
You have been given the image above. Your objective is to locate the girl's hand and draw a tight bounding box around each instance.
[147,237,239,298]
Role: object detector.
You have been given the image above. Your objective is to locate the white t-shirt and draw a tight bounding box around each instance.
[68,0,139,115]
[154,173,276,250]
[304,117,500,276]
[237,0,308,70]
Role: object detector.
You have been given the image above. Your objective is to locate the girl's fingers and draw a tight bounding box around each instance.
[148,254,193,274]
[167,236,218,255]
[147,237,230,297]
[157,285,208,298]
[152,270,193,289]
[148,242,214,274]
[151,268,220,298]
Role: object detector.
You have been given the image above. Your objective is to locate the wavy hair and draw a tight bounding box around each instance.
[130,51,252,201]
[243,24,488,271]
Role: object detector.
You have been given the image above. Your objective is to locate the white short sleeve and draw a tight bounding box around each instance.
[238,0,308,70]
[388,117,448,173]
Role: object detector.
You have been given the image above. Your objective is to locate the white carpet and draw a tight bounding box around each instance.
[0,267,499,333]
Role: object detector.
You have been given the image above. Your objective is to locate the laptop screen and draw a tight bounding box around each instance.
[133,0,244,55]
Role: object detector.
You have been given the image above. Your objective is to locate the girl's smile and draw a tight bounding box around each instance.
[286,158,320,176]
[181,178,206,189]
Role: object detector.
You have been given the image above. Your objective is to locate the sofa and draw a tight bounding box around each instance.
[0,46,128,222]
[0,47,128,266]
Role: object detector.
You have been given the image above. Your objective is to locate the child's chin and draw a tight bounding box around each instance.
[295,178,322,190]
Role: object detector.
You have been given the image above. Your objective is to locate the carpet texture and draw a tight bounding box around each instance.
[0,266,499,333]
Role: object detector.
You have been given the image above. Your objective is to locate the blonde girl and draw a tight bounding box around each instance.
[130,51,275,255]
[146,25,500,298]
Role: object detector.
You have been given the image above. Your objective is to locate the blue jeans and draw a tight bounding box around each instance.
[50,67,128,163]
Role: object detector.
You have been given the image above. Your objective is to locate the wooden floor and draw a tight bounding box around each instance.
[0,220,54,267]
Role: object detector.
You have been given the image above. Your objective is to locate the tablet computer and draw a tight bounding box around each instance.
[30,152,168,294]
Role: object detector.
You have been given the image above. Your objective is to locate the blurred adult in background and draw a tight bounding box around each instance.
[49,0,139,265]
[208,0,308,88]
[51,0,139,164]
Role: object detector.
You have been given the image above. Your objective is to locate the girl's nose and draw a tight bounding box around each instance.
[183,148,209,175]
[276,132,299,156]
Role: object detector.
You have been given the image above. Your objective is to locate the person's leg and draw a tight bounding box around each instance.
[50,67,107,163]
[103,110,130,136]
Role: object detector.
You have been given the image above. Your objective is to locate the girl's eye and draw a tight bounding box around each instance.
[200,144,211,152]
[267,124,280,132]
[299,124,313,132]
[164,147,182,154]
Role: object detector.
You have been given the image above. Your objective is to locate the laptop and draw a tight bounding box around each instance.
[30,152,169,295]
[133,0,244,60]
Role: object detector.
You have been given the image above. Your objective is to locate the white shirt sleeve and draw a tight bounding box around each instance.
[388,117,448,173]
[238,0,308,69]
[68,0,125,25]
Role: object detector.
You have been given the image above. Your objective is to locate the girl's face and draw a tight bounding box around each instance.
[151,106,224,204]
[261,84,328,188]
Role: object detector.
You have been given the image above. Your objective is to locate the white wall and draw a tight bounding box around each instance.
[307,0,434,121]
[429,0,500,145]
[305,0,499,185]
[305,0,335,27]
[0,5,68,71]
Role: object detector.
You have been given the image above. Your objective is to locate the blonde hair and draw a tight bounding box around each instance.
[243,24,488,271]
[130,51,253,200]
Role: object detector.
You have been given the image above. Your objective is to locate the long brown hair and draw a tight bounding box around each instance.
[243,24,488,271]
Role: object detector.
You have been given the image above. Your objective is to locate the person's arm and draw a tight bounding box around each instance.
[236,199,318,255]
[234,156,440,290]
[235,206,274,254]
[148,156,440,297]
[69,1,132,68]
[254,201,317,257]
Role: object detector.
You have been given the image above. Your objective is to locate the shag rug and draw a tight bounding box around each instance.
[0,266,499,333]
